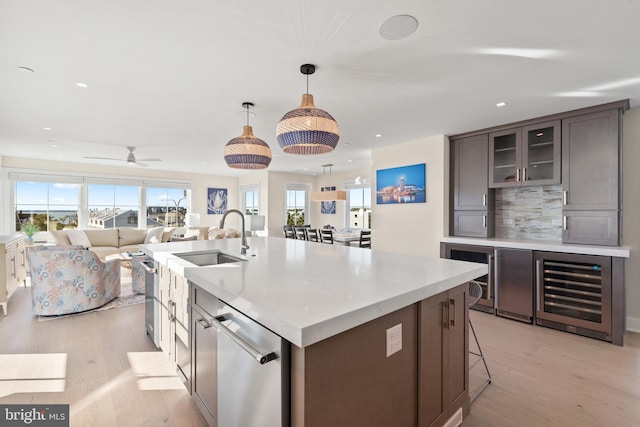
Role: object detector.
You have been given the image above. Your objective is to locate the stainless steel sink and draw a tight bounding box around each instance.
[174,250,246,266]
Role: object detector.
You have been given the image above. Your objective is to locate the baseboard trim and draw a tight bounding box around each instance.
[627,316,640,333]
[443,407,463,427]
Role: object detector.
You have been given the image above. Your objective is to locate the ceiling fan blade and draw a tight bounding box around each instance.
[137,158,162,162]
[135,161,149,167]
[83,156,123,161]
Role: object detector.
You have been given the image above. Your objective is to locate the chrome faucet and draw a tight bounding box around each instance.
[220,209,249,255]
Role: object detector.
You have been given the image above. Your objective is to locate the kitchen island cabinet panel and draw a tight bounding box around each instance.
[419,284,469,427]
[292,304,419,427]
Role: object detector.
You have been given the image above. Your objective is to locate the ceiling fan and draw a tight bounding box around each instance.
[84,146,161,167]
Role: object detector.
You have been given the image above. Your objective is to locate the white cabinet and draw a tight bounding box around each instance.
[156,262,191,387]
[1,234,27,316]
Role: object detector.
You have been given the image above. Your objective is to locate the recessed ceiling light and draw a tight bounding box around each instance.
[51,144,58,148]
[76,82,88,88]
[18,66,35,73]
[496,102,507,107]
[375,134,382,138]
[43,127,52,131]
[348,159,353,163]
[379,15,419,40]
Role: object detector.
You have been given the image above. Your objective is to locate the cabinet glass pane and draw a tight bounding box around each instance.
[525,125,555,182]
[492,133,518,184]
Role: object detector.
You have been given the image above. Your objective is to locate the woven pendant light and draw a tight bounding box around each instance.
[224,102,272,169]
[276,64,339,155]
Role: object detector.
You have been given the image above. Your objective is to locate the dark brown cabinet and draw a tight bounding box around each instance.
[562,109,622,245]
[451,134,494,237]
[534,251,625,345]
[419,284,469,427]
[489,121,560,188]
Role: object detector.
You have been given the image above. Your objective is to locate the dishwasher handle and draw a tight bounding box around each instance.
[141,260,156,274]
[212,315,278,365]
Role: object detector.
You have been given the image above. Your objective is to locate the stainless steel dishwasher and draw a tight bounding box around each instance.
[192,285,290,427]
[133,256,159,347]
[214,300,290,427]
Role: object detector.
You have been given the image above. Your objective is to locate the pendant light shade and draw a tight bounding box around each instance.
[224,102,272,169]
[276,64,339,155]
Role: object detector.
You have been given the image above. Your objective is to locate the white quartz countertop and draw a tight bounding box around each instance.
[440,236,630,258]
[141,237,487,348]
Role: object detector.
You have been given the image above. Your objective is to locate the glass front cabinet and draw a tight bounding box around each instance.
[489,120,560,188]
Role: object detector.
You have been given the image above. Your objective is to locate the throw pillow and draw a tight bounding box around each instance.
[145,227,164,244]
[67,230,91,248]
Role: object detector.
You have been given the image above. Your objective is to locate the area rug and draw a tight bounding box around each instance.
[36,270,145,322]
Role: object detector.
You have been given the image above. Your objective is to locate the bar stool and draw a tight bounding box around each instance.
[469,280,491,402]
[283,226,295,239]
[358,230,371,248]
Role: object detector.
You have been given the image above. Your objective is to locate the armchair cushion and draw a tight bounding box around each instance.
[144,226,164,244]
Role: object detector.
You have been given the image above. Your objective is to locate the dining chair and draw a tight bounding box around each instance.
[320,228,333,244]
[283,226,295,239]
[294,227,308,240]
[306,228,320,242]
[358,230,371,248]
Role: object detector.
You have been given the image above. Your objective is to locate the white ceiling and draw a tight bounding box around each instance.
[1,0,640,177]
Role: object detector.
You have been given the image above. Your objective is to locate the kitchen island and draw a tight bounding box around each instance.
[141,237,487,427]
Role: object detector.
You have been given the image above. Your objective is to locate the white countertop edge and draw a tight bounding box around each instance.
[441,237,630,258]
[188,264,487,348]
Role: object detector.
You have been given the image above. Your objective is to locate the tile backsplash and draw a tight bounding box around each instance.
[495,185,563,241]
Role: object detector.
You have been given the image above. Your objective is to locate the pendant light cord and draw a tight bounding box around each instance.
[246,104,250,126]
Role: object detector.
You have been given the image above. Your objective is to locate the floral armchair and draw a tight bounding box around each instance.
[27,246,121,316]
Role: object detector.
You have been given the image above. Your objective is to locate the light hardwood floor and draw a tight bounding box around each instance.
[0,284,206,427]
[1,284,639,427]
[463,310,640,427]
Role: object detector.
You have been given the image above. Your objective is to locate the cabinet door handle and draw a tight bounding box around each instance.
[563,216,568,230]
[563,191,568,205]
[449,299,455,327]
[210,315,278,364]
[536,260,542,312]
[523,167,527,181]
[443,301,450,329]
[168,299,173,321]
[11,256,16,277]
[197,318,212,329]
[482,193,487,207]
[516,168,521,182]
[483,215,487,228]
[494,251,500,310]
[487,254,493,301]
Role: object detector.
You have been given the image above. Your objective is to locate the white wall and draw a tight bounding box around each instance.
[0,156,240,233]
[371,135,449,257]
[622,107,640,331]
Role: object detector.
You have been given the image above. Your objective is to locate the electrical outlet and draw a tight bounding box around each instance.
[386,323,402,357]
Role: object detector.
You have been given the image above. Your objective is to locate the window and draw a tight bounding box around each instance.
[147,187,188,227]
[15,181,79,232]
[346,184,372,229]
[286,184,310,226]
[88,184,140,229]
[242,186,260,216]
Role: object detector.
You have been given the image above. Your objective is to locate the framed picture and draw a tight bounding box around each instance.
[207,188,228,214]
[376,163,426,204]
[321,186,336,214]
[321,201,336,214]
